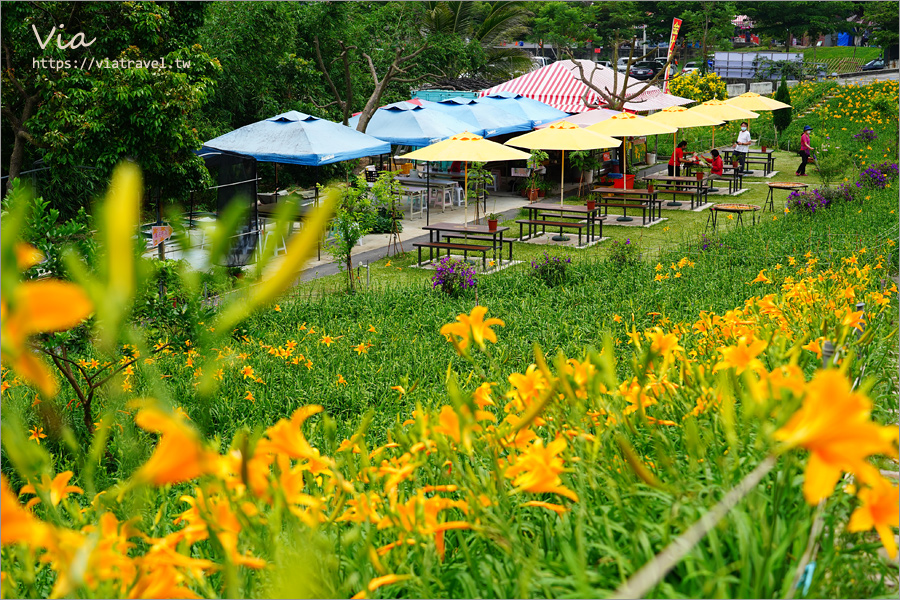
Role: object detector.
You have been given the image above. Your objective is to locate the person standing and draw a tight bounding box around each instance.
[734,122,752,174]
[796,125,815,176]
[668,140,689,176]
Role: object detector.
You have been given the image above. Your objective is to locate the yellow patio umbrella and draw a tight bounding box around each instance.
[587,113,677,179]
[725,92,792,150]
[724,91,791,111]
[400,131,530,226]
[504,120,621,207]
[645,106,723,165]
[689,99,759,147]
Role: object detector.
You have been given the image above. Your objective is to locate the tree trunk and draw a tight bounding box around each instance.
[346,255,354,292]
[3,95,39,192]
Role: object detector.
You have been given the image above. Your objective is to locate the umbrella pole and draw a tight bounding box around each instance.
[551,150,570,242]
[426,161,430,226]
[464,161,468,229]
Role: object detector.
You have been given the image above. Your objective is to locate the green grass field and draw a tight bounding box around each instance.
[2,79,898,600]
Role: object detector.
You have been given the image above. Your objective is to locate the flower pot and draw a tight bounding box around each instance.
[538,189,546,197]
[613,174,635,189]
[647,183,655,194]
[527,188,539,202]
[695,171,704,181]
[586,200,596,211]
[732,161,740,169]
[488,219,498,231]
[761,146,767,152]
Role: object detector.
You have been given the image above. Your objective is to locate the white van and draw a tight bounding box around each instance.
[616,57,630,72]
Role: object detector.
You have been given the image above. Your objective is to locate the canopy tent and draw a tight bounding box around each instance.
[479,60,693,113]
[347,101,480,146]
[537,108,621,129]
[204,111,391,166]
[472,92,569,127]
[420,97,532,137]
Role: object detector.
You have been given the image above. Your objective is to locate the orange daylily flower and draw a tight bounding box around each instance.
[848,478,900,560]
[19,471,83,509]
[775,370,899,504]
[440,306,504,353]
[522,500,568,515]
[505,436,579,502]
[1,279,93,396]
[257,405,323,459]
[1,476,51,548]
[133,406,217,486]
[714,337,767,375]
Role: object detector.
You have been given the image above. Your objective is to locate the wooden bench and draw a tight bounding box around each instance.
[440,234,513,263]
[596,201,651,225]
[732,156,773,175]
[414,241,489,269]
[653,187,708,208]
[709,173,743,194]
[515,219,590,246]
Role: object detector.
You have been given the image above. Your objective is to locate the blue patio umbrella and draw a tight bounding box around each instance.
[420,97,532,138]
[204,111,390,166]
[473,92,568,127]
[347,101,482,146]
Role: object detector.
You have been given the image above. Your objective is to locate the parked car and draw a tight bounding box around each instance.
[616,57,631,72]
[596,60,613,69]
[861,57,884,71]
[629,60,666,80]
[681,61,699,75]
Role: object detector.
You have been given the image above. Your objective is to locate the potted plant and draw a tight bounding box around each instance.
[526,149,549,202]
[487,212,500,231]
[569,150,600,195]
[536,178,553,197]
[586,197,596,211]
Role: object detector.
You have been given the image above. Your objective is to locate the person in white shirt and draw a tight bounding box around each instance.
[734,122,752,174]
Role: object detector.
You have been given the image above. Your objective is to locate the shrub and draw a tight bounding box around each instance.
[813,143,847,188]
[431,256,477,296]
[607,238,641,265]
[698,232,725,252]
[853,128,878,142]
[668,71,727,103]
[787,189,831,214]
[530,252,571,286]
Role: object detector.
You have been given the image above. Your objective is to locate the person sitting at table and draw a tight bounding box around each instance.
[701,149,724,175]
[668,140,690,177]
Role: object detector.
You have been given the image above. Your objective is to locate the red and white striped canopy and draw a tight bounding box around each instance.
[480,60,693,113]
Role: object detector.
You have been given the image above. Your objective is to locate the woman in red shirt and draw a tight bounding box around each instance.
[796,125,815,176]
[701,149,724,175]
[668,140,689,176]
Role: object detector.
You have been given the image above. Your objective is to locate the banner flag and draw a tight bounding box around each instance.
[663,18,683,93]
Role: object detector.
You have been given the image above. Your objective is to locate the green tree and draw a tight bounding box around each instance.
[1,2,216,213]
[198,2,322,133]
[420,1,534,80]
[645,2,737,73]
[864,1,899,52]
[530,2,592,54]
[772,75,792,142]
[737,2,855,52]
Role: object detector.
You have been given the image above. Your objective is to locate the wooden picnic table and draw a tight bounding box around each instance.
[518,202,604,246]
[720,147,776,175]
[417,221,511,269]
[641,173,711,209]
[687,164,745,195]
[590,186,661,223]
[764,181,809,212]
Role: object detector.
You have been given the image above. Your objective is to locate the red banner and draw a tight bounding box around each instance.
[663,18,682,93]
